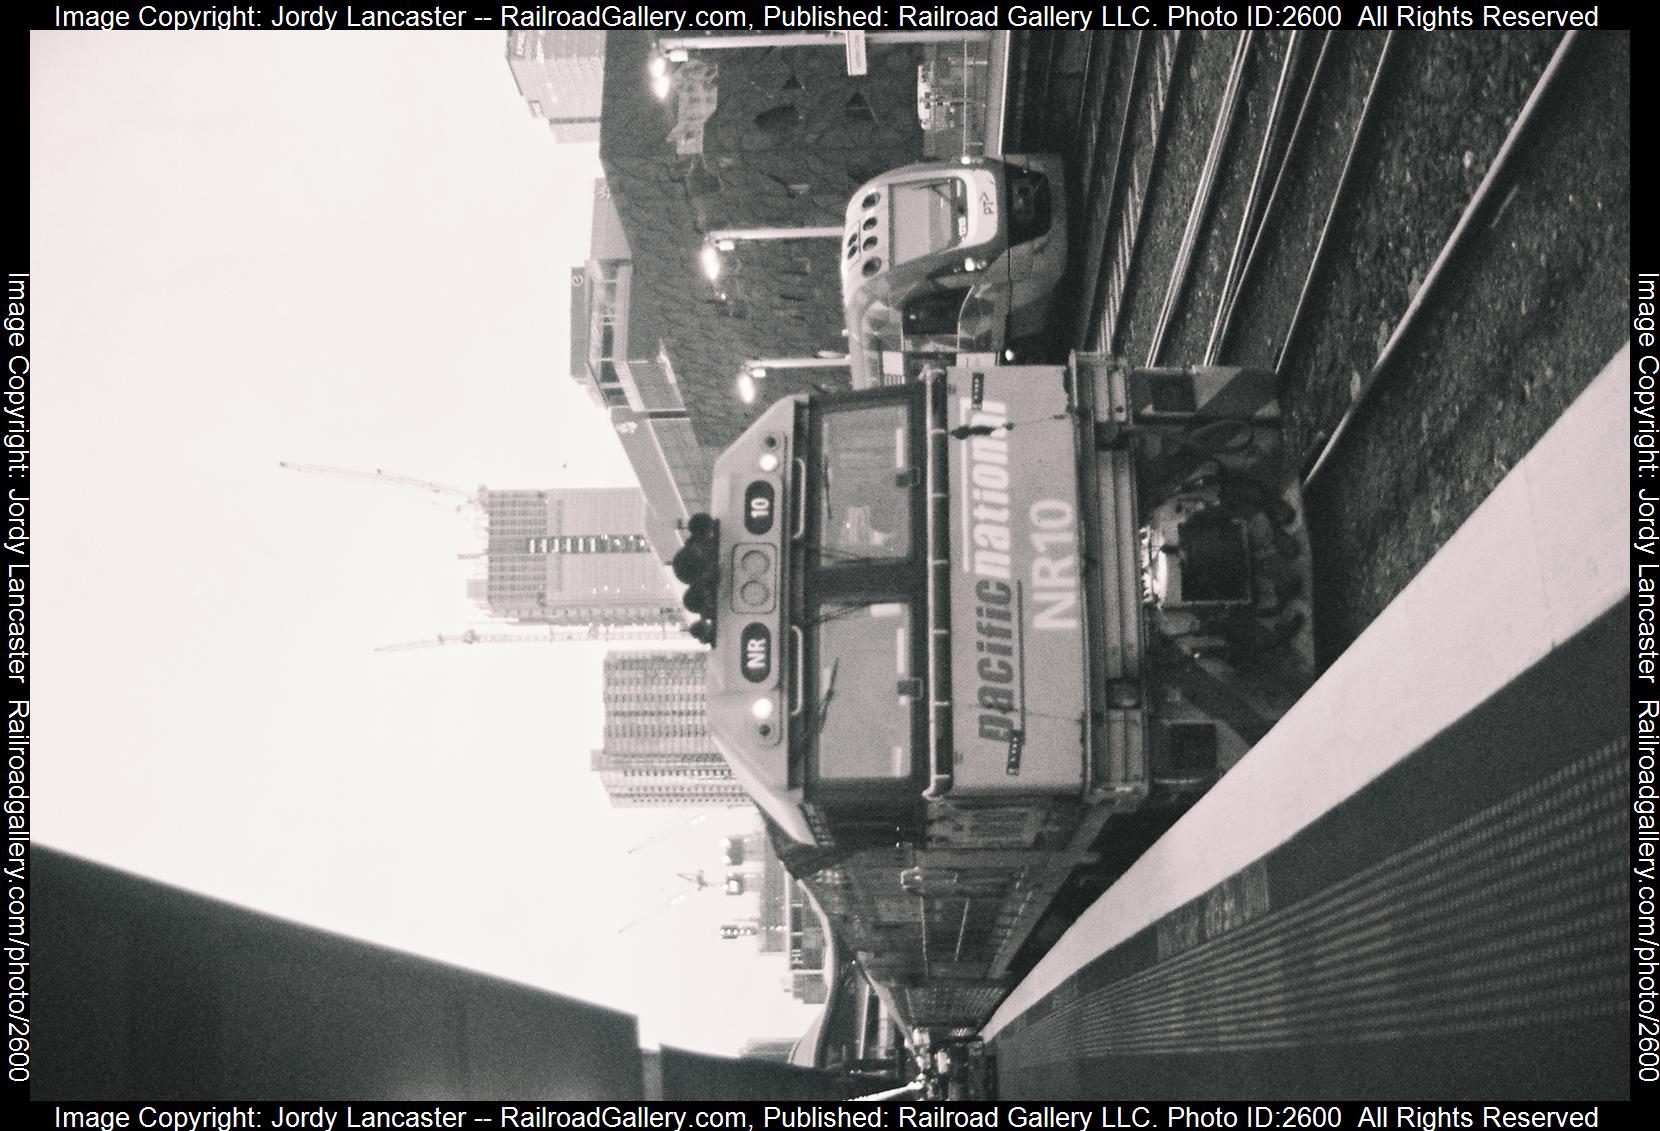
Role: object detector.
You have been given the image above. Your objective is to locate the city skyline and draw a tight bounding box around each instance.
[30,29,821,1055]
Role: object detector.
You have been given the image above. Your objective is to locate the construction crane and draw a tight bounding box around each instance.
[617,870,712,935]
[378,623,686,652]
[283,461,689,652]
[278,462,484,510]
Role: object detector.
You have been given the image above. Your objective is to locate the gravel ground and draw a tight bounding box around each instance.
[1301,31,1631,659]
[1211,31,1386,370]
[1111,31,1239,359]
[1148,29,1295,368]
[1277,30,1565,457]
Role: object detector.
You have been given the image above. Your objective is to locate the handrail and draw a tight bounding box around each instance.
[789,625,806,718]
[792,457,808,541]
[922,369,954,800]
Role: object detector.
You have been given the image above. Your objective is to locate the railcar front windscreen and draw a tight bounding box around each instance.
[890,178,969,266]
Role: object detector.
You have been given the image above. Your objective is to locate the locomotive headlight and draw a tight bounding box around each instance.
[751,697,775,721]
[757,451,780,473]
[962,256,988,272]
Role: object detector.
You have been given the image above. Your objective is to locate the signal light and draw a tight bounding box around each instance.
[674,513,721,643]
[683,581,715,618]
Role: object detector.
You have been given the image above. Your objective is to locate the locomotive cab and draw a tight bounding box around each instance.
[701,384,935,849]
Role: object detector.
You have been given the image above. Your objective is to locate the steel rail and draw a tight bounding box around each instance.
[1071,31,1105,136]
[1202,31,1311,365]
[1301,31,1584,488]
[1101,32,1186,352]
[1274,32,1399,377]
[1144,32,1255,367]
[1073,32,1113,162]
[1072,31,1151,347]
[1204,31,1335,366]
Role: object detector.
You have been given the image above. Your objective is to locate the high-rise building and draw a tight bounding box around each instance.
[504,31,605,142]
[590,652,751,808]
[465,488,685,630]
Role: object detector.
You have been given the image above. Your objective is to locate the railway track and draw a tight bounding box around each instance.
[1297,31,1583,489]
[1202,31,1325,365]
[1085,31,1184,353]
[1143,31,1255,367]
[1068,31,1144,346]
[1061,31,1319,364]
[1271,33,1400,387]
[1289,29,1629,659]
[1011,28,1626,662]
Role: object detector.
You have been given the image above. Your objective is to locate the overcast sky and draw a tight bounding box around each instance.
[30,29,820,1055]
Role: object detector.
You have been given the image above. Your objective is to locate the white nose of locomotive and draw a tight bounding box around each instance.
[701,397,815,845]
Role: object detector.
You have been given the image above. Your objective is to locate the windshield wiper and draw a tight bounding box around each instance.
[817,658,840,735]
[818,462,832,525]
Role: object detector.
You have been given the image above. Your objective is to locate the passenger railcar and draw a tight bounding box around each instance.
[840,155,1068,389]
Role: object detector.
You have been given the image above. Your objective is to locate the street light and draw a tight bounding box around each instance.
[647,45,692,101]
[742,356,850,375]
[700,242,727,281]
[707,226,843,244]
[733,357,849,405]
[699,227,840,283]
[647,49,675,99]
